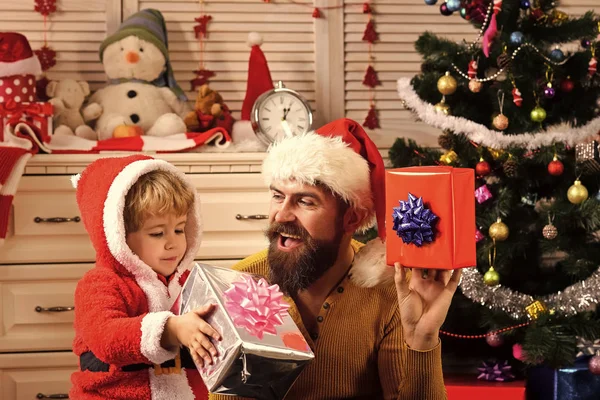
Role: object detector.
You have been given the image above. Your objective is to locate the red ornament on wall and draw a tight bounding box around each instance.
[190,68,216,91]
[34,45,56,71]
[363,2,372,13]
[194,15,212,39]
[363,105,379,129]
[362,20,378,43]
[34,0,56,16]
[363,65,380,88]
[312,8,321,18]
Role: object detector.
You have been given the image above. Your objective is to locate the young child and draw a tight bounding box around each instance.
[70,155,220,400]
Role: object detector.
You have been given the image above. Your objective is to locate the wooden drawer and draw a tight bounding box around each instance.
[0,173,270,264]
[0,260,239,353]
[0,351,76,400]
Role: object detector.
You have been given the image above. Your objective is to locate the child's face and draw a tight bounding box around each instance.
[126,213,188,277]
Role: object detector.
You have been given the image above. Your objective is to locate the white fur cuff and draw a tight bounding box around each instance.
[141,311,178,364]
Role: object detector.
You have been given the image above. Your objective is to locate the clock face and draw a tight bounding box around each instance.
[255,91,311,142]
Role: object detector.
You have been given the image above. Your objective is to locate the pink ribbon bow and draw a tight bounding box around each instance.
[223,275,290,339]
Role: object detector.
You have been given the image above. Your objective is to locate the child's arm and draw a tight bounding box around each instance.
[74,270,176,366]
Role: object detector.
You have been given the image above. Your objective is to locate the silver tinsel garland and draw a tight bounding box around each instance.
[459,267,600,320]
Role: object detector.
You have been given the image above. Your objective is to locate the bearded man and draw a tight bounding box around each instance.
[210,118,461,400]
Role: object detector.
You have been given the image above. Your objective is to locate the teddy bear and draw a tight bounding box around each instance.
[184,84,234,134]
[81,9,190,141]
[46,79,101,140]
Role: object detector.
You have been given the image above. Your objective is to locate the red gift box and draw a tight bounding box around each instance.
[385,166,476,270]
[0,101,53,142]
[445,376,525,400]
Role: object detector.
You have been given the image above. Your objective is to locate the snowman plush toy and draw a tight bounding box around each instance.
[84,9,190,140]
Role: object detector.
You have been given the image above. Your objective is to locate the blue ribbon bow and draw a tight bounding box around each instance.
[392,193,438,247]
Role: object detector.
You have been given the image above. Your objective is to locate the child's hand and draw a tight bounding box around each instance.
[167,304,222,367]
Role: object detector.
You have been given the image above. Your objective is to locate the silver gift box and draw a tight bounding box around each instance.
[179,263,314,399]
[575,140,600,174]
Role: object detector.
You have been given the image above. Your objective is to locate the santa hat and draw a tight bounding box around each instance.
[99,9,187,102]
[241,32,274,121]
[262,118,386,241]
[0,32,42,78]
[72,155,202,312]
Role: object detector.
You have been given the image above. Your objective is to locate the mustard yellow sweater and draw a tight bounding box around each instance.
[209,240,446,400]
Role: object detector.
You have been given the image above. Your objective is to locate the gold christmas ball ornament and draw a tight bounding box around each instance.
[434,101,451,115]
[542,223,558,240]
[483,267,500,286]
[493,113,509,130]
[437,72,458,96]
[489,218,509,241]
[567,179,589,204]
[530,106,547,123]
[469,80,483,93]
[439,150,458,165]
[488,147,504,160]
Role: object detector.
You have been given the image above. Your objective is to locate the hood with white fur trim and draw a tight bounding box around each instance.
[74,154,202,313]
[350,239,394,288]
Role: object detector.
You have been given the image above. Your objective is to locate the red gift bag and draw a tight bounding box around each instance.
[385,166,476,270]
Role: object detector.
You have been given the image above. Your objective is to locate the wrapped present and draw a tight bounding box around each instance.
[1,101,53,141]
[179,263,314,399]
[385,166,476,269]
[526,359,600,400]
[445,375,525,400]
[575,141,600,174]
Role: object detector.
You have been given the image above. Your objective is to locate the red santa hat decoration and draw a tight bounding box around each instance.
[0,32,42,104]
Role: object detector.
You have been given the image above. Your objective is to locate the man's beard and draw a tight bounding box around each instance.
[266,221,343,296]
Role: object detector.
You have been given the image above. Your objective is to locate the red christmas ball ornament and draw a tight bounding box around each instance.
[486,333,504,347]
[548,156,564,176]
[560,78,575,92]
[589,355,600,375]
[476,158,491,176]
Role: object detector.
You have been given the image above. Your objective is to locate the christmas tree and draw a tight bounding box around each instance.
[393,0,600,372]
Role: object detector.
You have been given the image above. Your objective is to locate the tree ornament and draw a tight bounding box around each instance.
[477,360,515,382]
[486,332,504,347]
[544,83,555,99]
[492,91,508,130]
[567,179,589,204]
[512,86,523,107]
[363,2,372,13]
[488,148,504,160]
[34,46,56,72]
[575,140,600,174]
[194,15,212,39]
[469,80,483,93]
[363,65,380,88]
[577,337,600,358]
[547,155,564,176]
[530,106,547,123]
[496,53,511,70]
[362,20,378,43]
[312,7,321,18]
[520,0,530,9]
[489,218,509,241]
[560,77,574,92]
[475,184,493,204]
[513,344,528,362]
[468,59,478,79]
[542,214,558,240]
[475,228,485,242]
[510,31,524,45]
[589,355,600,376]
[460,7,468,19]
[434,99,451,115]
[581,39,591,48]
[437,72,457,95]
[526,300,547,320]
[476,158,491,176]
[549,9,568,25]
[589,56,598,77]
[446,0,461,12]
[484,267,500,286]
[437,130,455,150]
[440,2,453,15]
[34,0,57,16]
[503,158,518,177]
[363,105,379,129]
[439,150,458,165]
[549,49,565,62]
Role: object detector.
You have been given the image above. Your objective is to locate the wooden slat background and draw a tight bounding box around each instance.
[0,0,596,148]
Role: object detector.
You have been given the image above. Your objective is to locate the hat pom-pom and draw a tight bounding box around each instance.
[247,32,263,47]
[71,173,82,189]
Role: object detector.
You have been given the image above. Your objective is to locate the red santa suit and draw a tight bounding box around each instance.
[69,154,207,400]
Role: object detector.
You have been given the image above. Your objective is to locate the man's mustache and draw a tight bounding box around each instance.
[265,222,311,241]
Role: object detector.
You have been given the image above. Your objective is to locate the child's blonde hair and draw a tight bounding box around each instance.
[124,169,195,233]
